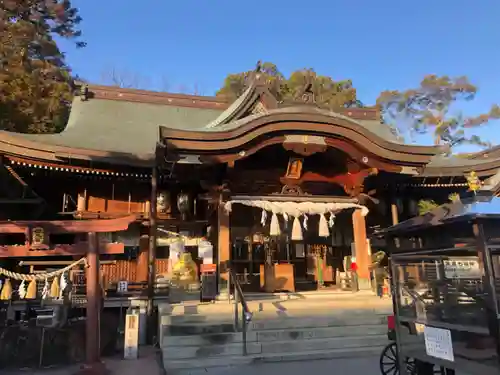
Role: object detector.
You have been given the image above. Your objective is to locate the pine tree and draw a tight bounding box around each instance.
[0,0,84,133]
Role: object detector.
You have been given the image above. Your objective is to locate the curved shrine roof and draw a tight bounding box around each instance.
[0,81,499,176]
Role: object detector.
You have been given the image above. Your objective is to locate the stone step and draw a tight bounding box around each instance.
[162,324,387,346]
[251,313,388,330]
[164,344,388,374]
[167,322,235,336]
[162,313,388,337]
[167,297,392,314]
[162,302,391,322]
[162,333,386,360]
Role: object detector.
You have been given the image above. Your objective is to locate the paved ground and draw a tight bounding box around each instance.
[1,350,469,375]
[180,357,472,375]
[2,356,380,375]
[1,347,164,375]
[186,356,383,375]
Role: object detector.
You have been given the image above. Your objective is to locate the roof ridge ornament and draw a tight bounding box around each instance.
[248,60,268,88]
[294,71,316,105]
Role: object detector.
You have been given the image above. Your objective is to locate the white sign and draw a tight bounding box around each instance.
[444,258,481,279]
[117,280,128,293]
[424,326,454,362]
[124,313,139,359]
[198,240,213,264]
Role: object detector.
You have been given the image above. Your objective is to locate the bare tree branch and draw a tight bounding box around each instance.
[99,66,150,89]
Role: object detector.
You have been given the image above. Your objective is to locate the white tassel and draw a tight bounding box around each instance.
[303,214,308,230]
[260,209,267,226]
[291,216,303,241]
[319,214,330,237]
[329,213,335,227]
[59,272,68,299]
[18,280,26,299]
[283,213,289,229]
[270,213,281,236]
[42,278,49,300]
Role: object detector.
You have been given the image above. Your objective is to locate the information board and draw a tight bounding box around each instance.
[424,326,454,362]
[443,258,481,279]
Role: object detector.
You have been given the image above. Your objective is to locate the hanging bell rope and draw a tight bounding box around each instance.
[0,257,87,281]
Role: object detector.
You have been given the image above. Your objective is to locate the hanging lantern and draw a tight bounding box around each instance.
[157,191,171,215]
[176,192,192,221]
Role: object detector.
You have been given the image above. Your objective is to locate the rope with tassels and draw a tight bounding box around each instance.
[0,257,88,281]
[0,257,88,301]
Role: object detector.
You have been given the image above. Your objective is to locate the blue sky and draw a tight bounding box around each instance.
[59,0,500,149]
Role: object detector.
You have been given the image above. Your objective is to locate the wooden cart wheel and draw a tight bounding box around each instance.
[379,342,416,375]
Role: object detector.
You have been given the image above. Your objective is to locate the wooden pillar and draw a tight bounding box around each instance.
[352,209,371,289]
[217,202,230,293]
[391,202,399,225]
[136,235,149,282]
[147,166,158,343]
[77,191,87,212]
[86,232,100,366]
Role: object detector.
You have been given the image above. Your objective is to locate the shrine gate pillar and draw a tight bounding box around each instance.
[83,231,104,373]
[352,209,371,290]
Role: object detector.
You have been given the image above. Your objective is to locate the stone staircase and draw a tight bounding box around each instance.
[158,292,392,374]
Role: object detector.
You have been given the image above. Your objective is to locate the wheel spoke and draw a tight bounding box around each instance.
[380,343,400,375]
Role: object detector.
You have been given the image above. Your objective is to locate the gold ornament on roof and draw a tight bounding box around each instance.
[466,171,481,193]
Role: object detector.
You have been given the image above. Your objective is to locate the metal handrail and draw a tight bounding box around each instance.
[228,268,252,356]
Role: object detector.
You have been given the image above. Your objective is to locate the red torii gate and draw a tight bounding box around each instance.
[0,215,136,374]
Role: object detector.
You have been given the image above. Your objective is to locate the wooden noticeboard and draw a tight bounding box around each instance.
[124,311,139,359]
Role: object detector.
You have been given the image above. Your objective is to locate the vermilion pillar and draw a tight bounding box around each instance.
[217,202,230,293]
[85,232,101,369]
[352,209,371,289]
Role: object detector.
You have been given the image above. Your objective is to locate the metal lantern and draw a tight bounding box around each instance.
[176,192,191,220]
[157,191,171,214]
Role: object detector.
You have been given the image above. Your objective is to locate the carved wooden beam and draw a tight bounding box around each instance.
[280,168,378,197]
[0,243,125,257]
[282,135,328,156]
[0,215,136,233]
